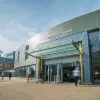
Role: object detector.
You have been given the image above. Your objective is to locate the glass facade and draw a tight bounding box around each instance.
[43,61,80,83]
[33,42,79,59]
[17,51,20,62]
[89,31,100,82]
[15,65,36,79]
[25,45,29,60]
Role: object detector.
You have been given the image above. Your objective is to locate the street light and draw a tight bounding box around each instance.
[0,50,3,74]
[0,50,3,57]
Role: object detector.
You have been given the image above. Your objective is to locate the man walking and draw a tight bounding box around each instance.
[73,66,81,86]
[40,70,44,83]
[26,68,31,83]
[1,71,4,80]
[9,72,12,80]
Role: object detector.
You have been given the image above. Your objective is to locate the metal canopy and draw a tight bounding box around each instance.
[25,40,81,59]
[25,41,84,84]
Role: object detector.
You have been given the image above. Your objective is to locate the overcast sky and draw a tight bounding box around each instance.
[0,0,100,53]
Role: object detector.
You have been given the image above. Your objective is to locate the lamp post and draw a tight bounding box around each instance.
[0,50,3,74]
[0,50,3,57]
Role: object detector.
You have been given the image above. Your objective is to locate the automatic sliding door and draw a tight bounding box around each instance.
[50,64,57,82]
[92,51,100,82]
[57,63,63,83]
[44,65,50,82]
[44,64,57,82]
[94,66,100,81]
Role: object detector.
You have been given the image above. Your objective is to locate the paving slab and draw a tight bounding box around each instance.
[0,77,100,100]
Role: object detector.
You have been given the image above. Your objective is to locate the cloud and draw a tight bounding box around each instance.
[0,21,38,42]
[0,34,21,53]
[28,31,37,38]
[17,23,37,32]
[0,0,100,55]
[0,21,38,54]
[17,24,38,39]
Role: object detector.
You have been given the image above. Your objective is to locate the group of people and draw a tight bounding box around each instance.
[26,67,44,83]
[26,66,80,86]
[1,72,12,80]
[0,66,80,86]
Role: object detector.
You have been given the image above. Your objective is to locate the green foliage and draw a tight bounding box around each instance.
[31,69,35,77]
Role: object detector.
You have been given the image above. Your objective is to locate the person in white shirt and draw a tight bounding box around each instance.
[73,66,81,86]
[1,72,4,80]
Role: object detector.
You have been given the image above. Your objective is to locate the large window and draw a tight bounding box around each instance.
[89,31,100,82]
[25,54,28,60]
[26,45,29,51]
[25,45,29,60]
[17,51,20,63]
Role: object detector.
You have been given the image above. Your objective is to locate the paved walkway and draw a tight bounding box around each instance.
[0,77,100,100]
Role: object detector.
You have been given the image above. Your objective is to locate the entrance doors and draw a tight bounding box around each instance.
[44,62,79,82]
[62,63,75,82]
[92,51,100,82]
[50,65,57,81]
[45,64,63,82]
[57,63,63,82]
[45,64,57,82]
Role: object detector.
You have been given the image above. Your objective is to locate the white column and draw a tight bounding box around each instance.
[35,59,38,81]
[57,63,63,83]
[57,63,59,83]
[44,65,46,81]
[60,63,63,82]
[48,65,50,82]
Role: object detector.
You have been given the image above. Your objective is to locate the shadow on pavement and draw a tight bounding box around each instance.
[0,80,10,82]
[79,83,100,87]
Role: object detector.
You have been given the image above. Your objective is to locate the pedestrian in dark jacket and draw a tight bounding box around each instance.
[9,73,12,80]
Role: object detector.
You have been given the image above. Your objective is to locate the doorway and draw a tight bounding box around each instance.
[92,51,100,82]
[62,63,77,82]
[44,61,79,83]
[44,64,57,82]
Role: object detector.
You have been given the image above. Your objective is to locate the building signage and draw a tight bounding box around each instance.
[47,28,72,41]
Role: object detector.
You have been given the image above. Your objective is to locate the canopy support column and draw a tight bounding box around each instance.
[79,42,84,84]
[71,41,84,84]
[38,57,43,79]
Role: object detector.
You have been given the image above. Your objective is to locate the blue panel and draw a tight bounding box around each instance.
[82,32,92,83]
[0,57,14,64]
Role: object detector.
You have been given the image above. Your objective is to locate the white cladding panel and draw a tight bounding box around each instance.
[14,34,41,69]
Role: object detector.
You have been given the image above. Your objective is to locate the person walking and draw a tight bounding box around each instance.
[9,72,12,80]
[73,66,81,86]
[26,68,31,83]
[1,71,4,80]
[36,70,44,84]
[40,70,44,83]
